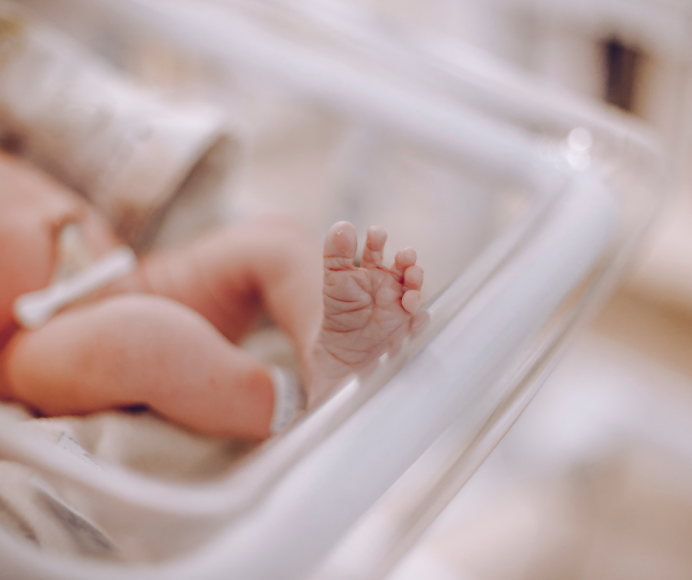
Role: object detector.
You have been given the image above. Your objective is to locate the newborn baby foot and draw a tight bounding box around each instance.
[310,221,424,401]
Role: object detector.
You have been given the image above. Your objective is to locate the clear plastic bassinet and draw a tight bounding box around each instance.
[0,0,666,578]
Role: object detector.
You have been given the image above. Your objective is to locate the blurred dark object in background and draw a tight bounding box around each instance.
[602,36,642,112]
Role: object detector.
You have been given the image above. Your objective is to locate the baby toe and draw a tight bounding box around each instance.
[324,221,357,270]
[403,265,424,291]
[392,247,417,277]
[361,225,387,268]
[401,289,421,313]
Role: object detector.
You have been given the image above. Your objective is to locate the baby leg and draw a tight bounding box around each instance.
[141,219,425,406]
[1,294,274,439]
[140,215,324,371]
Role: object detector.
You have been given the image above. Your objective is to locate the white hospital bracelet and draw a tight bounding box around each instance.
[269,366,305,434]
[12,247,137,329]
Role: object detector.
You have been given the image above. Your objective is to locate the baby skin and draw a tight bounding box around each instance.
[0,151,424,440]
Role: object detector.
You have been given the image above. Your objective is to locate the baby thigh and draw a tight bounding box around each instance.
[1,295,274,439]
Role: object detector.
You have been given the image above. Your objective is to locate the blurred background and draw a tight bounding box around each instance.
[367,1,692,579]
[2,0,692,578]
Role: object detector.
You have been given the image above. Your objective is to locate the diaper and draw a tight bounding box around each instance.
[12,223,137,330]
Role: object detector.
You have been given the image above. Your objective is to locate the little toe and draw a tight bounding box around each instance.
[403,265,424,291]
[392,247,417,278]
[361,226,387,268]
[324,221,357,270]
[401,289,421,313]
[410,310,430,334]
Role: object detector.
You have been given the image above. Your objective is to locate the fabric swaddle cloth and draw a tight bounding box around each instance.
[0,2,234,248]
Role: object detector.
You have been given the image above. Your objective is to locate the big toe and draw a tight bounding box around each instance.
[324,221,357,269]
